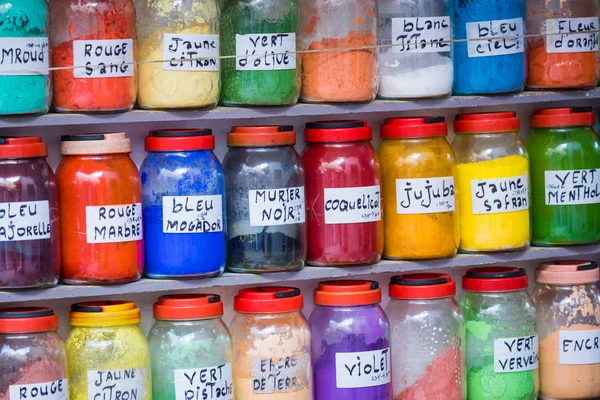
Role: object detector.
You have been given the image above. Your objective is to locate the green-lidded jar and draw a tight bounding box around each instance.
[527,107,600,246]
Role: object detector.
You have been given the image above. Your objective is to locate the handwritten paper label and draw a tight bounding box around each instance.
[324,185,381,224]
[174,364,233,400]
[391,17,451,53]
[466,18,524,57]
[251,353,310,394]
[162,195,223,234]
[163,33,219,71]
[335,348,391,388]
[494,335,538,373]
[471,175,529,214]
[88,369,146,400]
[73,39,134,78]
[249,187,305,226]
[559,329,600,365]
[235,33,296,71]
[10,379,68,400]
[0,201,51,242]
[545,169,600,206]
[86,203,142,244]
[546,18,599,53]
[0,37,49,75]
[396,177,455,214]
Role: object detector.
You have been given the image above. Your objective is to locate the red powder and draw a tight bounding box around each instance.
[0,357,67,400]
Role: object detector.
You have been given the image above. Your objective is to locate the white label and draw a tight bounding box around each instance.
[396,177,455,214]
[235,33,296,71]
[87,369,146,400]
[494,335,539,373]
[249,187,305,226]
[0,37,49,75]
[73,39,134,78]
[162,195,223,234]
[251,353,310,394]
[559,329,600,365]
[471,175,529,214]
[391,17,451,53]
[545,169,600,205]
[546,18,599,53]
[85,203,143,244]
[466,18,525,57]
[335,348,391,389]
[0,201,51,242]
[163,33,220,71]
[10,379,68,400]
[324,185,381,224]
[174,364,233,400]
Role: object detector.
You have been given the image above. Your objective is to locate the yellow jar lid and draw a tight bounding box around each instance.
[70,301,141,327]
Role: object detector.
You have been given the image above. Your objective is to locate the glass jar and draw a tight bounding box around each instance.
[451,0,526,95]
[66,301,151,400]
[377,0,452,99]
[0,0,51,116]
[221,0,300,106]
[302,121,383,266]
[452,112,531,253]
[0,137,59,289]
[309,280,391,399]
[386,273,465,400]
[0,308,68,400]
[57,133,143,284]
[526,0,599,90]
[461,267,539,400]
[527,108,600,246]
[136,0,220,110]
[50,0,137,112]
[223,126,306,273]
[532,260,600,400]
[141,129,226,279]
[379,117,459,260]
[148,295,234,400]
[230,287,312,400]
[300,0,378,102]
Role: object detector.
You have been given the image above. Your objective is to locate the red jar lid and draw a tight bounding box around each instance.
[154,294,223,320]
[0,136,47,159]
[463,267,528,292]
[381,117,447,139]
[536,260,599,285]
[228,125,296,147]
[305,120,372,143]
[314,280,381,306]
[145,129,215,151]
[454,112,520,134]
[530,107,595,128]
[234,287,303,313]
[389,273,456,299]
[0,307,58,333]
[61,132,131,155]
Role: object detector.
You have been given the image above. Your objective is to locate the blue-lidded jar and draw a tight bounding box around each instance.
[141,129,226,278]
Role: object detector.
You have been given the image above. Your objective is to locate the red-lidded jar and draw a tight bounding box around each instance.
[302,121,383,266]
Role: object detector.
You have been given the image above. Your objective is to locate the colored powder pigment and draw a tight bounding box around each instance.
[227,233,303,271]
[527,45,598,89]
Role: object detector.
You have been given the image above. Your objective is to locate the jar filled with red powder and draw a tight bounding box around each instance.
[50,0,137,112]
[302,121,383,266]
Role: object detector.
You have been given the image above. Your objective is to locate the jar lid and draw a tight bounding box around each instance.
[463,267,528,292]
[70,301,141,327]
[153,294,223,320]
[234,287,303,313]
[0,307,58,333]
[61,132,131,155]
[145,129,215,151]
[536,260,599,285]
[530,107,595,128]
[227,125,296,147]
[0,136,47,159]
[454,112,520,134]
[314,280,381,306]
[381,117,447,139]
[305,120,372,143]
[389,273,456,299]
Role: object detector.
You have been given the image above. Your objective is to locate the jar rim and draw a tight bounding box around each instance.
[61,133,131,155]
[389,273,456,299]
[154,294,224,320]
[454,112,520,134]
[536,260,599,285]
[234,287,303,313]
[70,301,141,327]
[530,107,595,128]
[0,136,47,159]
[0,307,58,333]
[145,129,215,151]
[314,280,381,306]
[305,120,372,143]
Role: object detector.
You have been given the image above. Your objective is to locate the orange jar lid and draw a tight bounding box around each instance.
[153,294,223,320]
[381,117,447,139]
[305,121,372,143]
[389,273,456,299]
[146,129,215,151]
[227,125,296,147]
[530,107,595,128]
[0,307,58,333]
[0,137,47,159]
[70,301,140,327]
[234,287,303,313]
[536,260,599,285]
[61,132,131,155]
[454,112,520,134]
[314,280,381,306]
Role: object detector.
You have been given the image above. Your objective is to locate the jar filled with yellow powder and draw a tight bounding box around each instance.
[452,112,531,252]
[136,0,220,109]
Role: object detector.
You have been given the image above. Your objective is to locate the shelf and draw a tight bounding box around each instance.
[0,89,599,129]
[1,244,598,303]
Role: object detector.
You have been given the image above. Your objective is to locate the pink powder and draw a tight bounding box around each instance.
[0,357,66,400]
